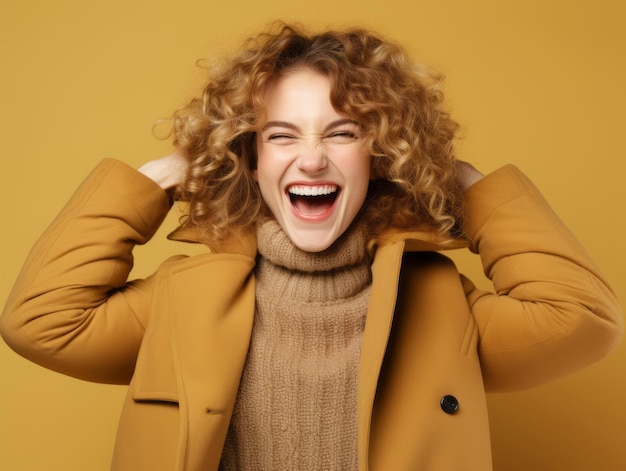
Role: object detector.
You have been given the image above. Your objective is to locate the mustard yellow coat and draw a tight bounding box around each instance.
[1,159,623,470]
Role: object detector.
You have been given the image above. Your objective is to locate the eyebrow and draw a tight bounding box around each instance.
[261,118,359,133]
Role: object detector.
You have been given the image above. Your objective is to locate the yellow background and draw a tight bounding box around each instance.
[1,0,625,469]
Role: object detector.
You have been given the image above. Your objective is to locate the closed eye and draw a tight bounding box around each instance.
[330,131,356,138]
[266,133,296,143]
[325,130,359,143]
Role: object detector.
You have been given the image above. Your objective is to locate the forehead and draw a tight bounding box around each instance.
[261,68,336,119]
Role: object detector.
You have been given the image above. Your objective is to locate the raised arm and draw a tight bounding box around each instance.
[461,165,624,391]
[0,159,176,384]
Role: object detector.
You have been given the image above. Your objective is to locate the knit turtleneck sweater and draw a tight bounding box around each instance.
[219,219,372,471]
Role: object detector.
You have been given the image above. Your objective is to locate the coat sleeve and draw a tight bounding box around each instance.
[462,165,624,392]
[0,159,172,384]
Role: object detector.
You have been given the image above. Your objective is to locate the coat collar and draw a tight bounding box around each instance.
[167,223,469,258]
[368,228,469,253]
[167,225,258,259]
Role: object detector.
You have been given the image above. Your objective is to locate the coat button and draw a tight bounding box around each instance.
[440,395,459,414]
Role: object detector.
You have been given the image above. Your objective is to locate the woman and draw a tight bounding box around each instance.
[1,23,623,471]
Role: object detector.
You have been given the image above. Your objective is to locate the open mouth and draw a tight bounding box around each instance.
[287,184,339,217]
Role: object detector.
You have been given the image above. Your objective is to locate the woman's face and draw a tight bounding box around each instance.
[255,68,370,252]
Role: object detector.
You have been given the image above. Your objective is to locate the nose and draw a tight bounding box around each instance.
[296,141,328,174]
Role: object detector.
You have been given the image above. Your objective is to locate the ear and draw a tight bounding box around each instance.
[252,169,259,181]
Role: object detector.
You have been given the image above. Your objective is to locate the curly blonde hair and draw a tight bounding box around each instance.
[172,22,464,243]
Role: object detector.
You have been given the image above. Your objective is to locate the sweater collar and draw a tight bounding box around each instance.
[256,218,370,273]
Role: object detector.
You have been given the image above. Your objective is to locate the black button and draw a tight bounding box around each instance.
[440,395,459,414]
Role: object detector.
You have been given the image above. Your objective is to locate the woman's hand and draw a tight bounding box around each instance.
[456,160,484,191]
[138,151,189,191]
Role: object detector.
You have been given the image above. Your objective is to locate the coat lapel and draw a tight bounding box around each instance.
[131,251,256,471]
[357,241,406,469]
[168,253,256,470]
[357,233,468,469]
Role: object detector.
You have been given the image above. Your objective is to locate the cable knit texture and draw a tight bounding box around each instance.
[219,218,372,470]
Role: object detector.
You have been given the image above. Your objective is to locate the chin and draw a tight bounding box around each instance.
[292,238,334,253]
[287,228,340,253]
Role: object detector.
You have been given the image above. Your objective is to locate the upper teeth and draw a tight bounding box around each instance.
[288,185,338,197]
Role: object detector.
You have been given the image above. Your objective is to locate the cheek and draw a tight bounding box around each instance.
[254,146,271,187]
[255,144,292,190]
[344,155,371,214]
[255,158,273,191]
[351,152,371,190]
